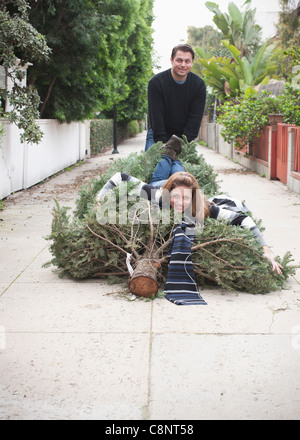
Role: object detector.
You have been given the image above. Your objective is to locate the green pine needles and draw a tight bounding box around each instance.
[44,138,298,295]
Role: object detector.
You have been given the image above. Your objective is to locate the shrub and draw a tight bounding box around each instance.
[218,85,300,150]
[127,120,140,137]
[90,119,114,155]
[278,84,300,126]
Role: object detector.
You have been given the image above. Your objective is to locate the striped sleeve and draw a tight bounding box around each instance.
[140,184,162,207]
[97,173,146,201]
[97,172,163,207]
[209,204,266,246]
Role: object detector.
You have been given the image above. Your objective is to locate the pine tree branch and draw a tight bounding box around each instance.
[194,247,249,270]
[194,268,217,283]
[40,76,57,117]
[62,246,99,261]
[93,271,128,277]
[191,237,245,251]
[87,224,128,256]
[104,223,139,259]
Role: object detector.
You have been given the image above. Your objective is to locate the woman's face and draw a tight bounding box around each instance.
[170,185,193,213]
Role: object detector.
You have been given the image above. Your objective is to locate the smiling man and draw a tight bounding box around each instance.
[145,44,206,150]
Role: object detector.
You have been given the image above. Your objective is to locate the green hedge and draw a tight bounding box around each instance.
[90,119,143,155]
[90,119,114,155]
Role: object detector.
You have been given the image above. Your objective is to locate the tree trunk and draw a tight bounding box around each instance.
[40,76,57,118]
[129,259,160,298]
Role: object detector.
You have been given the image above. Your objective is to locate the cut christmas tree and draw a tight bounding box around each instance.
[44,138,298,297]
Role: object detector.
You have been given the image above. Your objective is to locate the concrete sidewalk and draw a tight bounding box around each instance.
[0,131,300,420]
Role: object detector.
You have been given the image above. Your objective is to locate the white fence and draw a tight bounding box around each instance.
[0,119,90,200]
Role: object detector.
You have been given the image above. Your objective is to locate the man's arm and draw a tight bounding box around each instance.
[183,80,206,142]
[148,79,169,143]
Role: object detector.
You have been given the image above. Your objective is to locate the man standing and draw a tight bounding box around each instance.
[145,44,206,150]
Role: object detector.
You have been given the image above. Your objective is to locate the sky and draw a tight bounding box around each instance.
[152,0,281,72]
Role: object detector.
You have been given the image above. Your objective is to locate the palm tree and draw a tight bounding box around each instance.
[197,40,277,99]
[205,0,262,57]
[197,1,277,99]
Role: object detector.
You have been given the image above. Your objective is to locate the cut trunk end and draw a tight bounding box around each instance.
[129,259,160,298]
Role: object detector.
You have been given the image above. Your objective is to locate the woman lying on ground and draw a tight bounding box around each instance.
[96,135,282,275]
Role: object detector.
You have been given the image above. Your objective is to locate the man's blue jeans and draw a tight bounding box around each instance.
[150,155,185,187]
[145,128,155,151]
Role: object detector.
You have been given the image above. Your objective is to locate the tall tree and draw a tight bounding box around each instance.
[27,0,154,123]
[277,0,300,46]
[103,0,154,122]
[196,1,277,99]
[0,0,50,143]
[187,25,228,77]
[187,25,223,52]
[270,0,300,82]
[205,0,262,58]
[198,40,277,99]
[27,0,111,121]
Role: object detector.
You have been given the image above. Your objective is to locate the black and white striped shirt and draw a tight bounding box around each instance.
[97,173,266,246]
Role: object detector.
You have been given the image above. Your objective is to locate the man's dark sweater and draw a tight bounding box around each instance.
[148,69,206,143]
